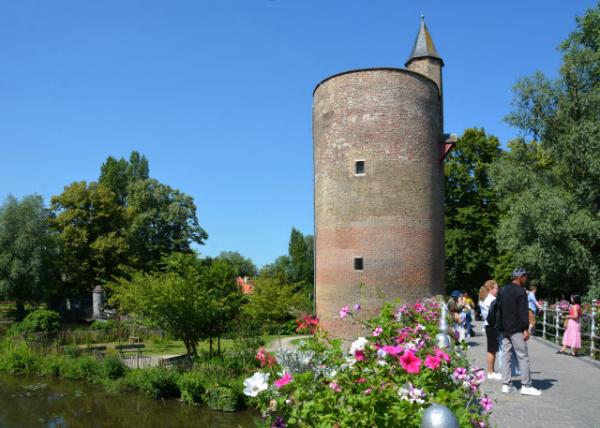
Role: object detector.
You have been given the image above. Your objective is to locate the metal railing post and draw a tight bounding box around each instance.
[591,300,597,359]
[555,304,560,344]
[542,301,548,340]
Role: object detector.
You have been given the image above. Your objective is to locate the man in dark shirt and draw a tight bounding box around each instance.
[498,268,542,396]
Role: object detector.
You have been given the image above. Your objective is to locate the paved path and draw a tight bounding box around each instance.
[265,335,312,353]
[466,321,600,428]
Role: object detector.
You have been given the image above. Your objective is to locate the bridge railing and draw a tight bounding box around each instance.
[537,300,597,358]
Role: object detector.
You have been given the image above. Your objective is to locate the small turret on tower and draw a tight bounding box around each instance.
[405,15,444,95]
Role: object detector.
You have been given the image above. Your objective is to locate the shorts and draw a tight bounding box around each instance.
[528,310,536,326]
[485,325,499,353]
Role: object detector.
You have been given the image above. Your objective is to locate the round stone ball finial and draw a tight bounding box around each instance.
[421,404,459,428]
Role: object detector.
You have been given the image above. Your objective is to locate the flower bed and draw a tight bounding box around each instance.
[245,300,491,427]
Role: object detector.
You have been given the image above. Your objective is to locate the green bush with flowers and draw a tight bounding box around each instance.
[245,300,492,427]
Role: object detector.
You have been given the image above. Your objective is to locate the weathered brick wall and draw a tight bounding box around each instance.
[313,68,445,339]
[405,58,443,96]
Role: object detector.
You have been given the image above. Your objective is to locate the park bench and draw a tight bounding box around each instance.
[80,345,107,357]
[115,343,145,358]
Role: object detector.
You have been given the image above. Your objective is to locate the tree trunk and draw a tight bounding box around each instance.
[218,336,221,359]
[209,337,213,359]
[15,301,25,321]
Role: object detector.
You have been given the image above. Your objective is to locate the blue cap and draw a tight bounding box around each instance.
[511,268,528,279]
[450,290,461,298]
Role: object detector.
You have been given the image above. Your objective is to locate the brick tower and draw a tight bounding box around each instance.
[313,17,452,339]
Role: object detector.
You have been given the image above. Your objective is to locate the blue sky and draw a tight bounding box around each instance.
[0,0,596,267]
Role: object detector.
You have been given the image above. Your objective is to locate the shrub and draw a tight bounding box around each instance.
[101,354,127,380]
[203,384,240,412]
[90,320,117,331]
[178,371,206,405]
[0,340,40,373]
[127,368,181,399]
[14,309,61,334]
[59,356,100,381]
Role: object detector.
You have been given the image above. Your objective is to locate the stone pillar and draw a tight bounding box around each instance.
[92,285,105,320]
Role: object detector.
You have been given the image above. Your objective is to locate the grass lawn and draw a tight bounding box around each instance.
[79,338,242,356]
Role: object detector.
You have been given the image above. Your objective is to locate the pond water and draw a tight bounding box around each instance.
[0,373,258,428]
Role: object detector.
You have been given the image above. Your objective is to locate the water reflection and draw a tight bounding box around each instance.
[0,373,258,428]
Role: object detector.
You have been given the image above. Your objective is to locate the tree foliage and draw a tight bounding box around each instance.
[496,4,600,298]
[109,253,241,355]
[49,151,207,294]
[126,179,208,271]
[241,277,308,333]
[444,129,502,293]
[215,251,257,278]
[0,195,57,319]
[49,181,128,296]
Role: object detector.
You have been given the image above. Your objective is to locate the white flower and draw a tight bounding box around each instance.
[243,372,269,397]
[349,337,369,356]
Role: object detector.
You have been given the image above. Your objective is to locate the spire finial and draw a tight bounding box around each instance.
[405,15,444,67]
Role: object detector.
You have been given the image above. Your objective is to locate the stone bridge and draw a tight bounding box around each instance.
[467,321,600,428]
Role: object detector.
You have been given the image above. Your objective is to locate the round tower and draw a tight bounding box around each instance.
[313,19,446,339]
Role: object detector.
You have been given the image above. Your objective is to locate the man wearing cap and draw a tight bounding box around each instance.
[497,268,542,396]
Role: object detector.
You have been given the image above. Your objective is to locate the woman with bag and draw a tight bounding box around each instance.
[557,294,582,356]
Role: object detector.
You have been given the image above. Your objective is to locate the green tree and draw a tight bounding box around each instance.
[444,128,502,294]
[99,151,149,205]
[126,179,208,271]
[110,253,240,356]
[241,277,309,334]
[0,195,57,319]
[496,4,600,298]
[215,251,257,278]
[49,181,128,296]
[201,258,244,355]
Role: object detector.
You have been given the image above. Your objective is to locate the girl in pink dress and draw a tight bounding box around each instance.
[558,294,582,356]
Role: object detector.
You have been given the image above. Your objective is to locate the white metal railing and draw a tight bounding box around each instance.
[537,299,597,358]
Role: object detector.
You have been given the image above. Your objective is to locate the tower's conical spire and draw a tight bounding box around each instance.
[405,15,443,67]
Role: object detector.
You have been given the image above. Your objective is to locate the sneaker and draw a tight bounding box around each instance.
[502,384,516,394]
[521,385,542,396]
[487,372,502,380]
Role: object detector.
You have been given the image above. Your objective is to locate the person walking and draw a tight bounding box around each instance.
[558,294,582,356]
[478,280,501,380]
[497,268,542,396]
[527,286,542,334]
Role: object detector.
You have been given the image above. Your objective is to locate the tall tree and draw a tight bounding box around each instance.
[288,228,314,287]
[126,179,208,271]
[0,195,57,319]
[215,251,257,278]
[496,4,600,298]
[444,128,502,294]
[49,181,128,295]
[99,151,149,205]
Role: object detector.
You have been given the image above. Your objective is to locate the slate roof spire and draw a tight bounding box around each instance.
[405,15,444,67]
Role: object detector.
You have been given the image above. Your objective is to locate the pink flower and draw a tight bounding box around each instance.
[364,388,372,395]
[381,345,403,356]
[372,326,383,337]
[339,305,349,318]
[480,396,493,412]
[329,382,342,392]
[399,351,422,374]
[355,350,366,361]
[424,354,442,370]
[414,303,426,313]
[434,348,451,363]
[274,372,293,389]
[355,377,367,384]
[354,303,362,312]
[452,367,468,382]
